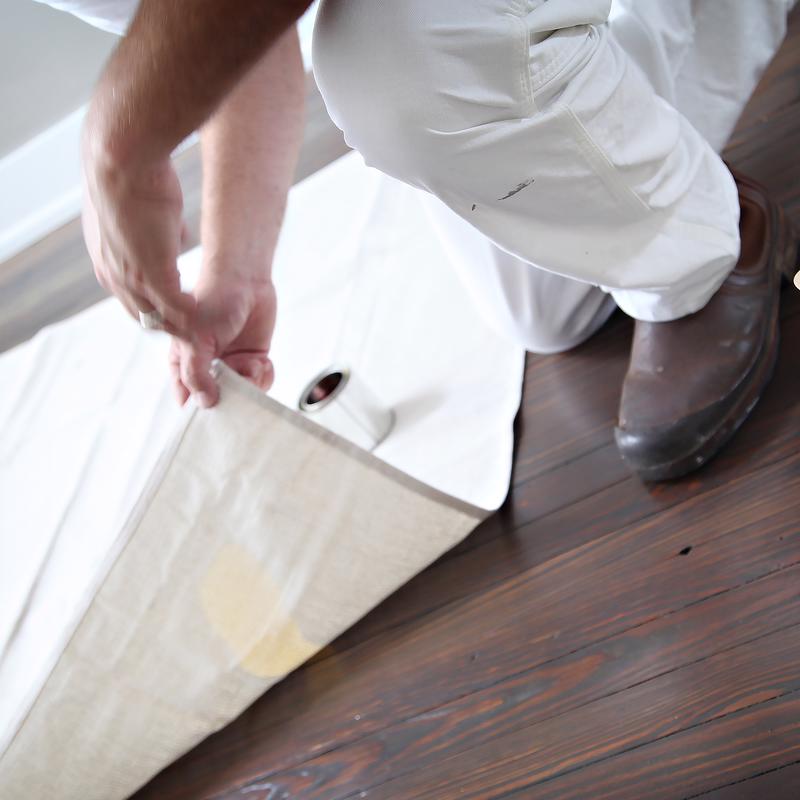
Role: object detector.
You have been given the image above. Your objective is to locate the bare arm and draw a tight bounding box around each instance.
[81,0,312,344]
[200,27,304,286]
[87,0,312,165]
[169,26,306,406]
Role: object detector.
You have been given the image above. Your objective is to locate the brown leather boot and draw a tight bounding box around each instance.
[615,173,798,481]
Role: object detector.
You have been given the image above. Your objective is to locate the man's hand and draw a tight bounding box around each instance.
[169,270,277,408]
[167,27,304,407]
[82,0,307,405]
[80,0,309,340]
[81,142,197,334]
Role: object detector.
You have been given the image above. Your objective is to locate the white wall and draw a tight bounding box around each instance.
[0,1,117,159]
[0,2,320,264]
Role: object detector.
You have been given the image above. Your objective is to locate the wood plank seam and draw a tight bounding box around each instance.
[198,446,795,784]
[491,688,800,800]
[215,559,800,800]
[326,377,800,672]
[684,758,800,799]
[316,441,800,675]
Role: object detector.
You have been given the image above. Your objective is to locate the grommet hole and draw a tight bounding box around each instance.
[306,371,344,405]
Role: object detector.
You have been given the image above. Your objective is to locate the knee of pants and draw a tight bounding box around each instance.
[485,295,616,355]
[456,255,617,355]
[312,0,536,187]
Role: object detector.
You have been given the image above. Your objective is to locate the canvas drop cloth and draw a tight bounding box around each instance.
[0,152,524,799]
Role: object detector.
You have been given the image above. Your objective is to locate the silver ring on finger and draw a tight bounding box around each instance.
[138,309,165,331]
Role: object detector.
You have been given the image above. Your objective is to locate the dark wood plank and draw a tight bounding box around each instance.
[726,101,800,214]
[212,565,800,799]
[0,218,105,353]
[132,450,800,799]
[697,761,800,800]
[489,694,800,800]
[733,9,800,131]
[324,626,800,800]
[509,314,631,484]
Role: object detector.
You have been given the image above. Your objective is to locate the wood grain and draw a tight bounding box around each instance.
[133,449,800,799]
[698,762,800,800]
[343,629,800,800]
[210,566,800,799]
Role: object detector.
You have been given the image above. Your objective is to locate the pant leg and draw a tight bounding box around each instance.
[611,0,796,153]
[421,194,617,354]
[312,0,788,323]
[457,0,794,349]
[315,0,622,352]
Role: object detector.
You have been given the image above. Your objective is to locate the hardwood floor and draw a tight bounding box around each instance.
[6,10,800,800]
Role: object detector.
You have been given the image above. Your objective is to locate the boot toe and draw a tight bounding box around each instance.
[614,171,791,482]
[614,398,735,481]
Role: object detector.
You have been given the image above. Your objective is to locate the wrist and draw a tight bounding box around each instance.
[199,251,274,290]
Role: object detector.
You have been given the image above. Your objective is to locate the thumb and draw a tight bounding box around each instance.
[180,334,219,408]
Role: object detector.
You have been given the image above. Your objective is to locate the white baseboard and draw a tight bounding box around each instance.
[0,5,322,267]
[0,107,85,264]
[0,100,206,267]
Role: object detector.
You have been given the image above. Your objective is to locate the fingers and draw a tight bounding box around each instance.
[91,237,191,332]
[83,165,196,337]
[143,281,197,336]
[121,259,196,335]
[179,334,220,408]
[99,267,173,330]
[223,351,274,391]
[168,339,190,405]
[161,272,276,409]
[134,225,195,335]
[168,345,274,409]
[116,269,197,336]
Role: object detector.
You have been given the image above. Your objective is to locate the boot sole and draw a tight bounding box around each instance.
[621,202,799,482]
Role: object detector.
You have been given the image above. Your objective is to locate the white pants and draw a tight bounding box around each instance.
[313,0,794,352]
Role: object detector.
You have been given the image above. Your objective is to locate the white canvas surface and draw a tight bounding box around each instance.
[0,152,524,797]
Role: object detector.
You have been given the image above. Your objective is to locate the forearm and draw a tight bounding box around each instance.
[200,26,305,284]
[85,0,311,166]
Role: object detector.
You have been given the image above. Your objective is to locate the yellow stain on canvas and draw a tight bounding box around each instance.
[200,543,319,679]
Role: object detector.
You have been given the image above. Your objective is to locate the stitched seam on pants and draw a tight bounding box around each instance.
[527,19,604,99]
[511,0,537,115]
[563,107,739,247]
[519,1,593,109]
[528,33,584,96]
[560,104,652,217]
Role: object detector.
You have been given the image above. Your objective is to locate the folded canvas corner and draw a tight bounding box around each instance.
[0,365,488,799]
